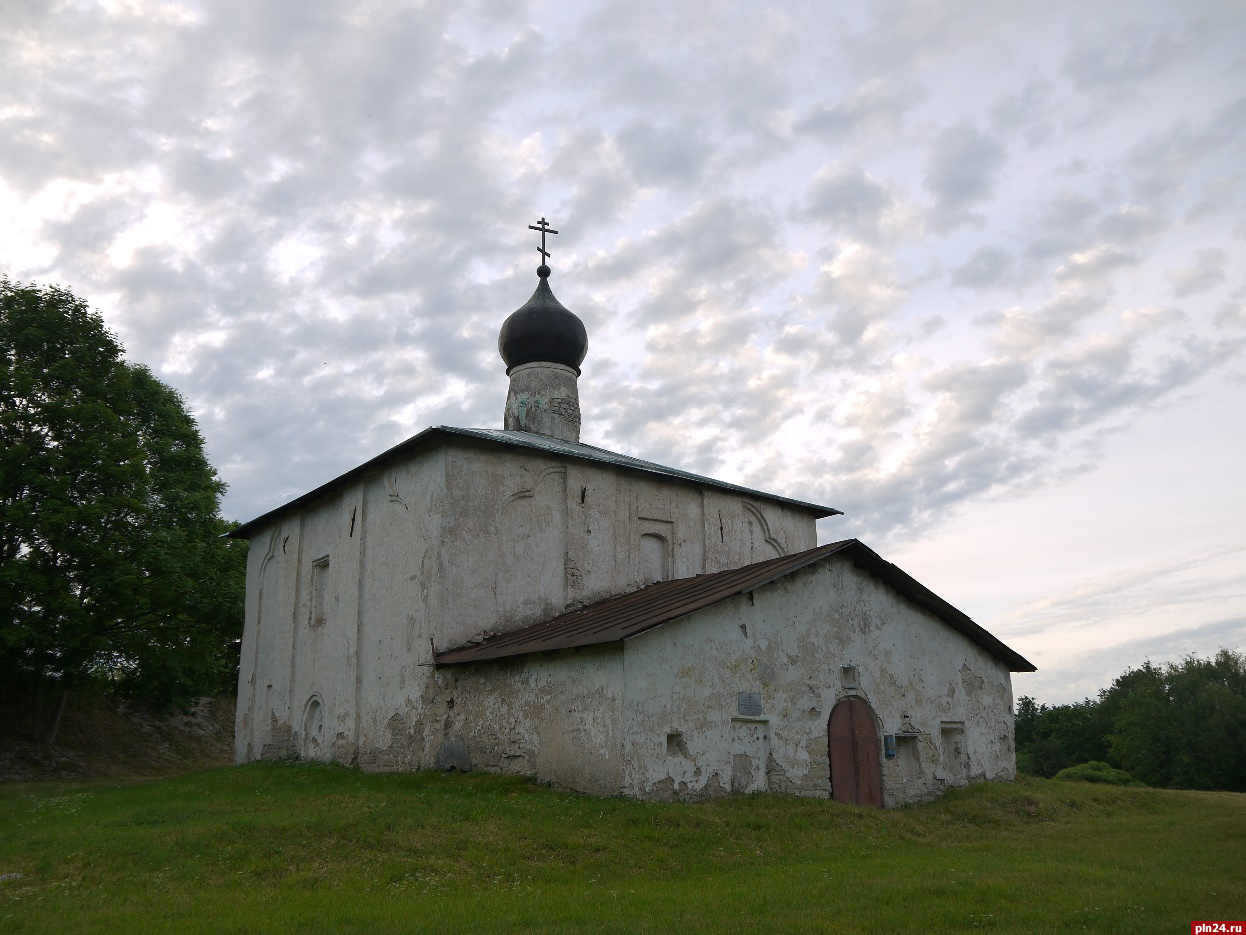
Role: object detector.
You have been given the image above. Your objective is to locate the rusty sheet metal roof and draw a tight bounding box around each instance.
[434,539,1037,672]
[230,425,840,538]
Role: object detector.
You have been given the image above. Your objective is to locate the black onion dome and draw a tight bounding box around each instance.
[498,267,588,374]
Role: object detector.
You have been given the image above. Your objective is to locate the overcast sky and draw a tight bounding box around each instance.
[5,0,1244,703]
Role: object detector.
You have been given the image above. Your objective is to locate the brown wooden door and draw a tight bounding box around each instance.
[828,698,883,807]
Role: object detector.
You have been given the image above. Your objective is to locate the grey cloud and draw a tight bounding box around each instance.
[1129,96,1246,198]
[793,293,1238,544]
[616,120,710,187]
[794,78,912,142]
[611,196,789,315]
[562,1,796,154]
[546,129,638,234]
[586,309,776,469]
[1015,614,1246,705]
[1006,540,1246,640]
[1024,194,1101,262]
[1167,248,1228,298]
[1020,199,1160,289]
[989,81,1051,142]
[1063,22,1202,92]
[1015,330,1235,441]
[924,125,1006,230]
[1214,303,1246,329]
[921,359,1031,436]
[952,246,1012,289]
[1184,177,1240,224]
[803,163,894,240]
[820,332,1203,542]
[1097,204,1165,244]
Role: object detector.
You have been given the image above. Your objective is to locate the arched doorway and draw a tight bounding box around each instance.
[828,698,883,807]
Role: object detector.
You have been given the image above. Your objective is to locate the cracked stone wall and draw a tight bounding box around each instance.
[619,554,1016,806]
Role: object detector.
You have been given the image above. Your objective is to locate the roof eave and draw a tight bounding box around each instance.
[229,425,842,538]
[227,425,449,538]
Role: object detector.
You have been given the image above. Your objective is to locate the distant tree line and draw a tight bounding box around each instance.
[1015,650,1246,791]
[1,280,247,749]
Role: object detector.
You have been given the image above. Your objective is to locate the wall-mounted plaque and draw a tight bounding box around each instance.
[737,691,764,716]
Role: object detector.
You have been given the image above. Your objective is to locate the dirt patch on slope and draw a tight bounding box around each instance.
[0,694,235,782]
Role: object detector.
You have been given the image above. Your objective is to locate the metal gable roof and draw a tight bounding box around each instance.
[229,425,841,538]
[434,539,1036,673]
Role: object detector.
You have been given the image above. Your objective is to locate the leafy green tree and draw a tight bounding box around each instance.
[1016,651,1246,791]
[1014,695,1112,777]
[0,280,246,748]
[1108,652,1246,791]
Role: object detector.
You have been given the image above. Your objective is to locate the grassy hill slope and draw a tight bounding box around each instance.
[1,764,1242,934]
[0,694,234,782]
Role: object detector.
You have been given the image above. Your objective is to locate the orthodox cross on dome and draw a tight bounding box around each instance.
[528,216,559,265]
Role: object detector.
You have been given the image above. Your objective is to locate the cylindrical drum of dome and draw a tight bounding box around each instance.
[498,267,588,443]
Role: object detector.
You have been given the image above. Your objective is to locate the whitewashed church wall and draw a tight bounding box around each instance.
[436,443,822,650]
[438,444,570,650]
[234,520,272,761]
[284,481,370,764]
[409,645,625,795]
[700,490,819,574]
[618,556,1016,806]
[237,448,449,767]
[235,512,302,762]
[352,450,445,763]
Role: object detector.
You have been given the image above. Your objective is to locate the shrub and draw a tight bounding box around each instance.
[1053,761,1145,787]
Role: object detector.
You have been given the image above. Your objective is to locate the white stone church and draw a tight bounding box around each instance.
[232,237,1034,807]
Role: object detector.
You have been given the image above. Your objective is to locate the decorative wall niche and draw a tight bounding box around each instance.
[840,665,860,689]
[310,555,330,629]
[302,695,324,759]
[940,721,969,780]
[640,532,670,585]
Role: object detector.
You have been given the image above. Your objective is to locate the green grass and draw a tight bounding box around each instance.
[1,764,1243,933]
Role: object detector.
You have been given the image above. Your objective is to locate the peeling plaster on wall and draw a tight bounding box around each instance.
[414,646,625,795]
[618,557,1015,805]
